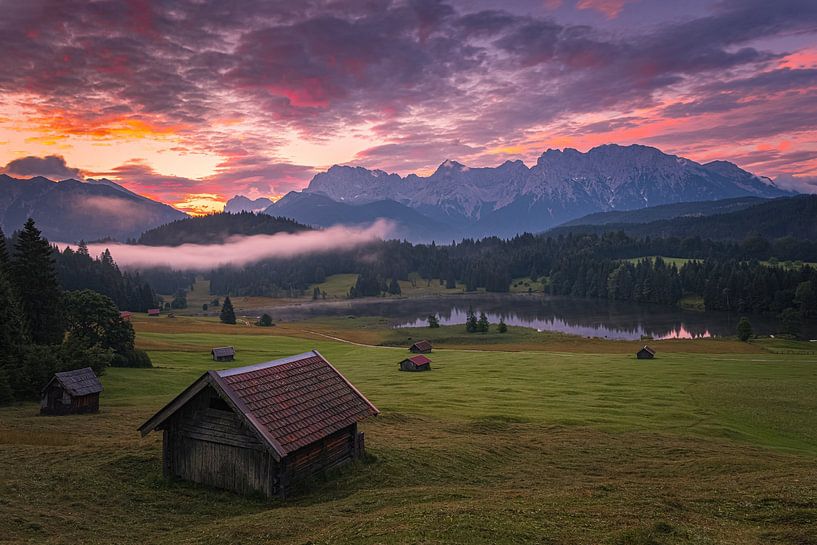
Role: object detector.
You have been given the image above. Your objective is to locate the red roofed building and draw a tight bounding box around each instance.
[138,350,379,498]
[399,354,431,372]
[147,308,160,316]
[409,340,433,353]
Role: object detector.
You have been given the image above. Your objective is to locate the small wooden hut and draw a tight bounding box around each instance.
[409,340,433,354]
[400,354,431,372]
[211,346,235,361]
[138,350,379,498]
[637,346,656,359]
[40,367,103,415]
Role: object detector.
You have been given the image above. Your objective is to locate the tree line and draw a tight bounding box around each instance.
[0,219,151,405]
[207,231,817,332]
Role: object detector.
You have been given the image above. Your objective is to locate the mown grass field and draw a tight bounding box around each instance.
[1,317,816,544]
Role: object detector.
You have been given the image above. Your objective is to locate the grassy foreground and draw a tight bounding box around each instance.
[1,318,816,544]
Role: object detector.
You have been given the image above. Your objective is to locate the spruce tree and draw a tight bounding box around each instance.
[11,219,64,344]
[477,312,490,333]
[0,227,8,272]
[220,296,237,324]
[736,317,753,342]
[465,307,478,333]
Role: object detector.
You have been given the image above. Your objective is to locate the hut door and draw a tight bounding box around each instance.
[49,387,64,409]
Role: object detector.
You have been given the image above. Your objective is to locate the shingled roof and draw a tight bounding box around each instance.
[410,340,433,352]
[138,350,379,460]
[211,346,235,358]
[44,367,103,396]
[404,355,431,366]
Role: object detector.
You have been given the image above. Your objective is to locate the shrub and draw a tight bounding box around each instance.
[111,349,153,368]
[258,313,273,327]
[737,317,753,342]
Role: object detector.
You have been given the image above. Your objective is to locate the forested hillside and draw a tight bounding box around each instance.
[550,195,817,240]
[209,231,817,328]
[137,212,310,246]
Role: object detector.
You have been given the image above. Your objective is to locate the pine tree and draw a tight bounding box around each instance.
[465,307,478,333]
[220,296,236,324]
[11,219,64,344]
[388,277,402,295]
[0,227,9,272]
[736,317,753,342]
[477,312,490,333]
[497,319,508,333]
[427,314,440,328]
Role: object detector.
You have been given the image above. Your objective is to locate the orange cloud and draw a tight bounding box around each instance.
[29,109,188,140]
[173,193,226,216]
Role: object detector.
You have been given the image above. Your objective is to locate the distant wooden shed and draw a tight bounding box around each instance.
[409,340,433,354]
[147,308,160,316]
[138,350,379,498]
[400,354,431,372]
[637,346,656,359]
[211,346,235,361]
[40,367,103,415]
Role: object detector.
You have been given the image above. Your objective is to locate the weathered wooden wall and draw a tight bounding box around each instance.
[164,387,280,497]
[40,388,99,415]
[161,386,364,498]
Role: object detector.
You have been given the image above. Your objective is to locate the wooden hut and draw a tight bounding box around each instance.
[637,346,656,359]
[211,346,235,362]
[400,354,431,372]
[409,340,433,354]
[40,367,103,415]
[138,350,379,498]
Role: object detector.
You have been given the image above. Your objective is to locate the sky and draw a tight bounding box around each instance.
[0,0,816,214]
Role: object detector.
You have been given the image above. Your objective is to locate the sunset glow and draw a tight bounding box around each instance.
[1,0,816,214]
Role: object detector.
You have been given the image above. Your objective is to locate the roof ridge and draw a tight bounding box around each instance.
[216,351,318,377]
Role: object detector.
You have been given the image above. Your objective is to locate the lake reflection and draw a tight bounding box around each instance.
[252,294,813,341]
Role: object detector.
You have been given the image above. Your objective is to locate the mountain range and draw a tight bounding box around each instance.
[224,144,792,241]
[0,144,797,244]
[0,174,186,242]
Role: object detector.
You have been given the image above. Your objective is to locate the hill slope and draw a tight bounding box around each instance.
[549,195,817,240]
[137,212,311,246]
[264,191,461,242]
[0,174,186,241]
[558,196,768,227]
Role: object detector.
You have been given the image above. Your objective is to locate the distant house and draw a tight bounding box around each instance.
[211,346,236,362]
[409,340,433,354]
[400,354,432,372]
[147,308,160,317]
[637,346,656,359]
[40,367,103,415]
[119,311,133,321]
[138,350,378,498]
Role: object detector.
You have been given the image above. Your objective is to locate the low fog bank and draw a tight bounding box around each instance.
[59,220,392,271]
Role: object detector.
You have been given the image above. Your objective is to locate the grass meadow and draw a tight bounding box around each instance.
[1,316,816,544]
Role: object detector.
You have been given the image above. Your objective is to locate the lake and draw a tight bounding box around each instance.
[251,293,816,341]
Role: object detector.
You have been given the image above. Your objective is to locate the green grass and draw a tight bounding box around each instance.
[310,273,359,298]
[509,276,545,293]
[1,323,817,544]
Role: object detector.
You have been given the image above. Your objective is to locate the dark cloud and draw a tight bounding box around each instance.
[1,0,817,191]
[2,155,82,180]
